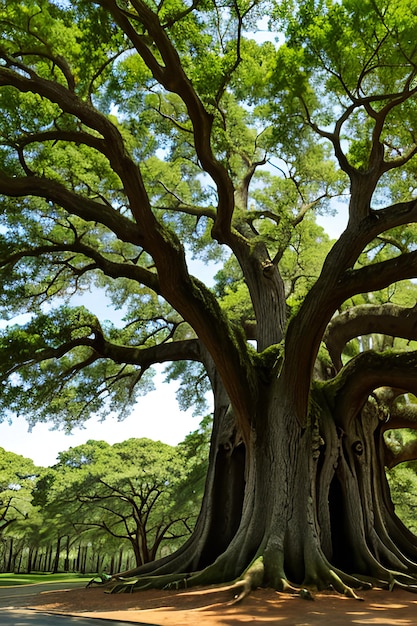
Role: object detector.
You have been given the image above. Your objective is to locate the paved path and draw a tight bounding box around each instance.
[0,582,86,607]
[1,608,144,625]
[0,583,159,625]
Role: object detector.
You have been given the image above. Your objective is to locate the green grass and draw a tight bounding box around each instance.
[0,572,94,587]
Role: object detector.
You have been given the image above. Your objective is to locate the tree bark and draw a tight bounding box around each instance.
[52,536,62,574]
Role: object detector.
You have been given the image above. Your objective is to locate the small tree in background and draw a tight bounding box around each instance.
[35,438,199,568]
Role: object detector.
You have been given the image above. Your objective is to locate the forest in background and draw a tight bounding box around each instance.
[0,416,210,574]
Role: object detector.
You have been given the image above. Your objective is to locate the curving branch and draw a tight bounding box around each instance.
[9,128,106,154]
[383,403,417,433]
[338,249,417,304]
[0,334,100,381]
[97,0,235,243]
[327,350,417,430]
[282,198,417,423]
[382,402,417,469]
[325,304,417,371]
[98,337,203,370]
[0,64,120,142]
[0,171,140,244]
[384,437,417,469]
[303,74,417,224]
[0,62,155,231]
[11,49,76,90]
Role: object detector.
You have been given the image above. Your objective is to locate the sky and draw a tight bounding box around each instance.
[0,368,201,467]
[0,195,347,469]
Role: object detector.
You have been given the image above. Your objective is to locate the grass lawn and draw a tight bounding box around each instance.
[0,572,93,586]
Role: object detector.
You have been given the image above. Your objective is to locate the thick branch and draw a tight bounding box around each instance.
[385,438,417,469]
[327,350,417,430]
[383,405,417,469]
[283,197,417,421]
[0,172,140,245]
[0,64,155,232]
[11,49,76,90]
[0,19,257,439]
[97,0,235,243]
[325,304,417,370]
[99,337,203,369]
[286,200,417,380]
[1,240,161,294]
[339,250,417,302]
[0,335,99,381]
[10,129,106,153]
[0,65,125,147]
[383,404,417,433]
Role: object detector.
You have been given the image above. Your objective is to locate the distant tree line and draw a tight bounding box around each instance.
[0,418,210,574]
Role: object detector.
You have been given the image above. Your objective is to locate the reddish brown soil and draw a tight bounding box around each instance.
[25,584,417,625]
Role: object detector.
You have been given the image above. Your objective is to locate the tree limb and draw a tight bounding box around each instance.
[97,0,235,243]
[325,304,417,371]
[327,350,417,430]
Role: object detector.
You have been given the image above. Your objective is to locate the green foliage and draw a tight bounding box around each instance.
[387,460,417,535]
[176,414,211,506]
[1,0,417,590]
[34,437,203,565]
[0,421,209,573]
[0,0,356,434]
[0,0,415,465]
[0,448,38,536]
[164,360,211,415]
[0,307,155,430]
[271,0,417,193]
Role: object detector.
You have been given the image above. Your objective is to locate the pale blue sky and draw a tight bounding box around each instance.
[0,367,199,466]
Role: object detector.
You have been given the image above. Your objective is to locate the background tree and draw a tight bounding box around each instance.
[387,455,417,536]
[0,449,37,538]
[0,448,41,572]
[1,0,417,598]
[35,438,198,568]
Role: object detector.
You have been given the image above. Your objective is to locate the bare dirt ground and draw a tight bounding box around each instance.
[24,583,417,625]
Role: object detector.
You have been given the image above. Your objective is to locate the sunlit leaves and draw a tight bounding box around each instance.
[280,218,333,303]
[274,0,417,99]
[0,307,155,429]
[0,0,125,101]
[0,0,82,76]
[35,437,199,563]
[387,460,417,534]
[165,360,211,414]
[2,0,417,440]
[271,0,417,192]
[231,39,276,104]
[0,448,38,535]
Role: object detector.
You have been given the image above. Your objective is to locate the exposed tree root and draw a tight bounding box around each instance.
[352,570,417,593]
[86,548,417,605]
[223,556,265,605]
[107,573,193,593]
[87,572,193,593]
[327,570,364,600]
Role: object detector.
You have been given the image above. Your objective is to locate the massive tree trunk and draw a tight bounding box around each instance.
[108,356,417,596]
[105,224,417,596]
[106,288,417,598]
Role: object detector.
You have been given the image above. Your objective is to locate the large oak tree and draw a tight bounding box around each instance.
[1,0,417,596]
